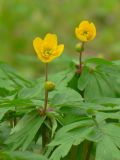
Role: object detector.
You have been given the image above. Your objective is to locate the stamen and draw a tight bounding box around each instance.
[83,30,88,35]
[44,48,53,57]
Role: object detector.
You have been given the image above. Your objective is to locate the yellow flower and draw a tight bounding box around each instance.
[75,20,96,42]
[33,33,64,63]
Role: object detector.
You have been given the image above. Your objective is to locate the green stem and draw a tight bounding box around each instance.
[85,141,93,160]
[13,107,17,127]
[92,115,99,128]
[82,140,92,160]
[69,146,78,160]
[42,124,47,151]
[9,119,13,128]
[13,116,17,127]
[43,63,48,114]
[42,63,49,151]
[79,42,84,70]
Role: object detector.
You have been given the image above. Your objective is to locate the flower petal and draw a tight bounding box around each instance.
[90,23,96,39]
[44,44,64,62]
[33,37,45,61]
[33,37,43,55]
[75,28,87,42]
[55,44,64,57]
[75,28,80,39]
[44,33,57,49]
[79,20,90,29]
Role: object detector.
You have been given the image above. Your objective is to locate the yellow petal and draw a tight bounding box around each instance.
[39,56,52,63]
[75,28,87,42]
[90,23,96,39]
[75,28,80,39]
[33,37,43,55]
[33,37,46,62]
[55,44,64,57]
[79,20,90,29]
[44,33,57,49]
[44,44,64,62]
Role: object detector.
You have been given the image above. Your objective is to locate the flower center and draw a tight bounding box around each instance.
[82,30,89,36]
[43,48,53,57]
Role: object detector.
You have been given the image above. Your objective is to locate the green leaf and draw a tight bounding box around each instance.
[0,62,32,89]
[0,122,11,146]
[51,117,58,138]
[80,58,120,100]
[78,66,90,91]
[86,126,102,142]
[50,119,93,144]
[91,97,120,106]
[0,151,48,160]
[0,98,34,109]
[103,124,120,149]
[18,83,44,99]
[96,135,120,160]
[51,87,83,107]
[95,123,120,160]
[96,111,120,122]
[50,138,76,160]
[49,120,94,160]
[84,73,101,101]
[85,58,113,66]
[0,108,14,120]
[6,111,45,151]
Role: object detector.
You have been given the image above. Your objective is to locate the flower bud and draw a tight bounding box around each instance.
[44,81,55,92]
[75,43,83,52]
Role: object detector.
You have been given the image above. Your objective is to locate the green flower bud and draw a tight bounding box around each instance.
[75,43,83,52]
[44,81,55,92]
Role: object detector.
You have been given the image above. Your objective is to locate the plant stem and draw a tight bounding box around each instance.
[69,146,78,160]
[82,140,92,160]
[45,63,48,81]
[13,107,17,127]
[43,63,48,114]
[79,42,84,71]
[13,116,17,127]
[42,63,49,151]
[85,141,93,160]
[42,124,47,150]
[92,115,99,128]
